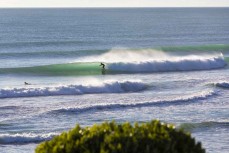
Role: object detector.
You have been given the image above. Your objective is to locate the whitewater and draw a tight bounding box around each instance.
[106,51,227,72]
[0,8,229,153]
[0,80,146,98]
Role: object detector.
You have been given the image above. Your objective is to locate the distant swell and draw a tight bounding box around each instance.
[1,44,228,58]
[0,133,58,144]
[108,55,227,72]
[0,80,146,98]
[51,89,216,114]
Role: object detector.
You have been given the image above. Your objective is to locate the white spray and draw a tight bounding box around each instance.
[78,48,227,72]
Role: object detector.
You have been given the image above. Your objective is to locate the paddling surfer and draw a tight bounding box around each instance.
[24,82,31,85]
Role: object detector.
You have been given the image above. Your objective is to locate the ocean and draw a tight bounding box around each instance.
[0,8,229,153]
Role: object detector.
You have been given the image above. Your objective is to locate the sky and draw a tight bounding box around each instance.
[0,0,229,8]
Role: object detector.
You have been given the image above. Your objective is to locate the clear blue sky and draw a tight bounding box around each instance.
[1,0,229,7]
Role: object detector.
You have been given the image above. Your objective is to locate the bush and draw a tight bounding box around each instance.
[36,120,205,153]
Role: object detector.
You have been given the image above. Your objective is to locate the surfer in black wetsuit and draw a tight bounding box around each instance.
[99,63,106,75]
[100,63,105,69]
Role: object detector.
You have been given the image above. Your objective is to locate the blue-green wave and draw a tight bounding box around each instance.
[0,45,228,76]
[0,62,104,76]
[0,57,228,76]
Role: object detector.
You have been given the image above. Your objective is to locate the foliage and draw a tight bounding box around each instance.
[36,120,205,153]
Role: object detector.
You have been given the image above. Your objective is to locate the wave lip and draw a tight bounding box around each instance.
[108,55,227,72]
[0,80,146,98]
[0,133,57,144]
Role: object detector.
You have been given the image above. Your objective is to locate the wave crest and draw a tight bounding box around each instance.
[107,54,227,72]
[0,80,146,98]
[0,133,57,144]
[215,82,229,89]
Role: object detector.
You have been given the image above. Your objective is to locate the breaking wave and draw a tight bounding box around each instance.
[1,52,227,76]
[107,54,227,72]
[215,82,229,89]
[0,80,146,98]
[0,133,58,144]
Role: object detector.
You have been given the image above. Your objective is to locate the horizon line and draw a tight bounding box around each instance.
[0,6,229,9]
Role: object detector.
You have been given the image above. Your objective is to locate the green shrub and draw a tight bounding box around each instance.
[36,120,205,153]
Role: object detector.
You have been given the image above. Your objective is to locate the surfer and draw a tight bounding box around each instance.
[100,63,106,75]
[24,82,31,85]
[100,63,105,69]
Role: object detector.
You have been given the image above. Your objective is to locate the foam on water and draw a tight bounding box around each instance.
[0,133,58,144]
[215,82,229,89]
[0,80,146,98]
[51,89,217,114]
[106,52,227,72]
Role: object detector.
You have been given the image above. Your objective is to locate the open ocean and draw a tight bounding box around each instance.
[0,8,229,153]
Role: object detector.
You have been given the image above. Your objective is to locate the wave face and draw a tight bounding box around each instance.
[0,80,146,98]
[0,62,102,76]
[0,133,57,144]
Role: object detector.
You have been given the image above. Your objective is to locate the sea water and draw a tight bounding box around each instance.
[0,8,229,153]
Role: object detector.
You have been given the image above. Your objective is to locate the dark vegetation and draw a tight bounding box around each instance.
[36,120,205,153]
